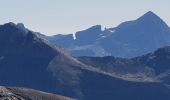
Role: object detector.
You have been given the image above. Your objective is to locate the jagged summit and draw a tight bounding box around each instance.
[2,22,29,33]
[3,22,16,27]
[75,25,102,34]
[87,25,102,31]
[137,11,160,20]
[136,11,169,28]
[142,11,158,17]
[75,25,103,45]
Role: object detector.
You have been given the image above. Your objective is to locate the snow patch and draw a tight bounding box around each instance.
[73,33,76,40]
[101,36,106,38]
[96,35,107,40]
[101,25,106,31]
[109,30,116,33]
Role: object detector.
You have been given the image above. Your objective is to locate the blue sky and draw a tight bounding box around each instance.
[0,0,170,35]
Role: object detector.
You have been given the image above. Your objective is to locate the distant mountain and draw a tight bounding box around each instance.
[1,22,170,100]
[48,11,170,58]
[0,86,73,100]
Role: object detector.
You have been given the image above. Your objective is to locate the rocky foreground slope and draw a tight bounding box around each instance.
[0,86,74,100]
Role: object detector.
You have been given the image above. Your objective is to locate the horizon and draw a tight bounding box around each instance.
[0,0,170,35]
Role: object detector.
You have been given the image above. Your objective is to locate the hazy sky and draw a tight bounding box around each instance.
[0,0,170,35]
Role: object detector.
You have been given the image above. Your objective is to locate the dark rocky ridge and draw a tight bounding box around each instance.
[78,46,170,84]
[0,22,84,99]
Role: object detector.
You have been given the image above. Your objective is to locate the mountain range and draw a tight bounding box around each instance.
[2,0,170,100]
[0,21,170,100]
[48,11,170,58]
